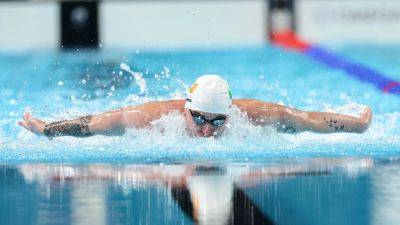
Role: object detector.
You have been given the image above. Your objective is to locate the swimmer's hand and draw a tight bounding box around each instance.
[18,112,46,136]
[359,106,373,132]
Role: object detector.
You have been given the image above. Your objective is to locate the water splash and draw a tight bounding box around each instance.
[2,100,399,163]
[120,63,147,95]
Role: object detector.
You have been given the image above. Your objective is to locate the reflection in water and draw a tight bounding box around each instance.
[71,182,106,225]
[1,158,400,225]
[372,163,400,225]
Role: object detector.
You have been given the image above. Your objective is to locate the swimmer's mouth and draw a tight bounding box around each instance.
[189,131,219,138]
[202,131,220,138]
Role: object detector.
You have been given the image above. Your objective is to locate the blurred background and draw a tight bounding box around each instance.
[0,0,399,50]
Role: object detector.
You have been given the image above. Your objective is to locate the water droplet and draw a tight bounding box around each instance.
[8,99,17,105]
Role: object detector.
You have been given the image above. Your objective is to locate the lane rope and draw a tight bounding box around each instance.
[271,30,400,95]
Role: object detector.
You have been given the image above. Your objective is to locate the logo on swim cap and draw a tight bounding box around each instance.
[189,83,198,94]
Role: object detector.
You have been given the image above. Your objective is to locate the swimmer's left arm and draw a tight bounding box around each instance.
[276,106,372,133]
[234,99,372,133]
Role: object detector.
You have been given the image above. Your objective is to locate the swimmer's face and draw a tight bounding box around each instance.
[184,108,228,137]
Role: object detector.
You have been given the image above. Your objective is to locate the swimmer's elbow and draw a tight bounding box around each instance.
[353,113,372,133]
[354,122,371,133]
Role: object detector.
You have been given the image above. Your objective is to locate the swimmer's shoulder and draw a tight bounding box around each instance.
[233,99,286,122]
[122,99,185,113]
[115,100,185,128]
[233,98,279,110]
[160,99,186,112]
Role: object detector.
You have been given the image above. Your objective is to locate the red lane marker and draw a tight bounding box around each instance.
[270,30,311,52]
[383,81,400,93]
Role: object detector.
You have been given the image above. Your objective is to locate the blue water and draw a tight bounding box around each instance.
[0,45,400,225]
[0,45,399,163]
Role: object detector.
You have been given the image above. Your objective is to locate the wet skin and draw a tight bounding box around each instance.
[19,99,373,138]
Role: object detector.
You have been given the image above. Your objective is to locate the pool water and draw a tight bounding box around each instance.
[0,45,399,224]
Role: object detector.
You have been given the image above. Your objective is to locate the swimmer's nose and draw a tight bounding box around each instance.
[201,123,213,137]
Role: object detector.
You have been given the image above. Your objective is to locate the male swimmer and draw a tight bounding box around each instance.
[19,75,372,138]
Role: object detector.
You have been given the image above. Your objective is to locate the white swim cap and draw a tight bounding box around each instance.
[185,75,232,115]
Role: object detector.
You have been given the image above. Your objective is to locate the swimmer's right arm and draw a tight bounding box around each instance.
[18,100,185,138]
[18,109,131,138]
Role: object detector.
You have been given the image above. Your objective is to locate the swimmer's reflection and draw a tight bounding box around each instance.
[169,165,274,225]
[16,158,374,225]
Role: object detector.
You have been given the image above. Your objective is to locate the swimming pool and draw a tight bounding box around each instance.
[0,45,399,224]
[0,45,399,162]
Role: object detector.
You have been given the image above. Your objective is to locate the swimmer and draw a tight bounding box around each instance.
[19,75,372,138]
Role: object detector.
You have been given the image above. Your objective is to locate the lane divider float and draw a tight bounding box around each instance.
[271,31,400,95]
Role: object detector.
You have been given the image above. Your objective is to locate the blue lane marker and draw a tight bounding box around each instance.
[305,46,400,95]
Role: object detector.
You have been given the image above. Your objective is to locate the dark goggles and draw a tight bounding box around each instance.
[189,110,227,127]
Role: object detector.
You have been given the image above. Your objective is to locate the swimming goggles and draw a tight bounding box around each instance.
[189,110,226,127]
